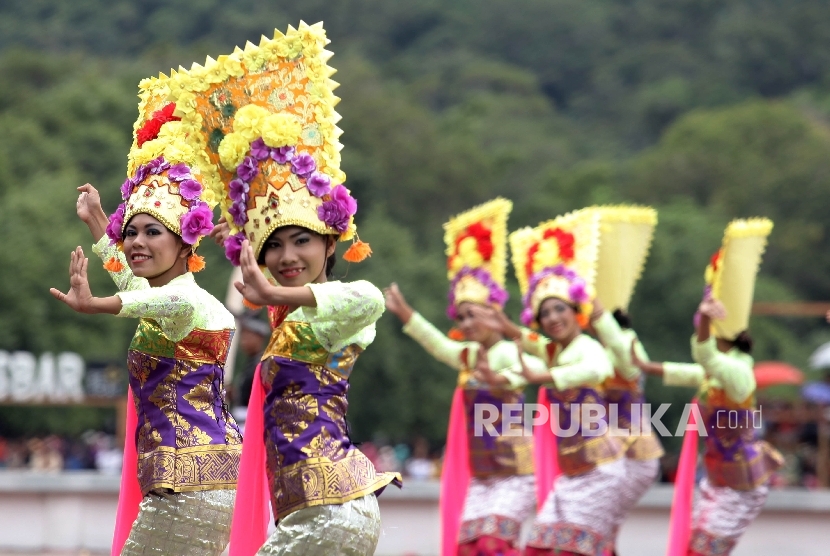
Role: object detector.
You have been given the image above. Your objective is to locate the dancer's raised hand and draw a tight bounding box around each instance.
[383,283,414,323]
[50,247,96,313]
[209,216,230,246]
[76,184,109,241]
[234,240,277,307]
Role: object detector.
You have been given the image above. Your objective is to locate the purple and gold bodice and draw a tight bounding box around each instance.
[456,350,534,478]
[261,321,401,519]
[699,388,783,491]
[603,372,664,461]
[547,385,623,476]
[128,319,242,495]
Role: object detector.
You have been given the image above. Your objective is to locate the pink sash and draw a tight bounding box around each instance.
[229,363,271,556]
[440,387,471,556]
[666,401,699,556]
[111,389,141,555]
[533,386,560,510]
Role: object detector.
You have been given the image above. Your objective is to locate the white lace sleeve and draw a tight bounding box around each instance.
[306,280,384,352]
[116,285,197,342]
[91,235,149,292]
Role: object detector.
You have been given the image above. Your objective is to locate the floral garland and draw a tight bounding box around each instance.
[521,263,590,326]
[107,155,214,246]
[446,266,508,319]
[524,227,575,281]
[447,222,493,274]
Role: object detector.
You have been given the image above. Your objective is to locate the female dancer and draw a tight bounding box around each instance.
[476,208,626,556]
[175,22,400,555]
[631,219,783,556]
[589,206,664,550]
[385,198,544,556]
[51,73,241,555]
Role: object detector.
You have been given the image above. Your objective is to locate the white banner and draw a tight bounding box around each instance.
[0,350,85,402]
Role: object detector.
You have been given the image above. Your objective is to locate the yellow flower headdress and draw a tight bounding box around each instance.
[509,208,601,326]
[104,74,220,272]
[593,205,658,312]
[143,21,367,265]
[702,218,773,340]
[443,198,512,318]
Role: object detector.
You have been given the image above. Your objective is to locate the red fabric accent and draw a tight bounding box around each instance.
[667,400,700,556]
[441,388,472,556]
[111,388,142,555]
[524,548,581,556]
[533,387,561,510]
[228,364,271,556]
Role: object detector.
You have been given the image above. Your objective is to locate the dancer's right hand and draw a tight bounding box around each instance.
[50,246,95,313]
[76,184,104,223]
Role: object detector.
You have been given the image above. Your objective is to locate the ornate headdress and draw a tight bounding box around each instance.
[593,206,658,312]
[105,74,219,271]
[510,208,601,327]
[702,218,773,340]
[143,21,367,265]
[444,198,512,318]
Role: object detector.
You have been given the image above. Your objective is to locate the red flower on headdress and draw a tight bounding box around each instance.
[525,227,575,279]
[709,250,722,272]
[452,222,494,261]
[136,103,181,147]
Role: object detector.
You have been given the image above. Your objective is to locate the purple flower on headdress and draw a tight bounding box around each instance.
[237,156,259,182]
[228,178,250,202]
[521,264,588,325]
[290,153,316,177]
[520,308,535,327]
[178,179,203,201]
[146,156,169,175]
[179,201,214,245]
[224,232,247,266]
[105,203,126,245]
[250,138,271,161]
[228,200,248,227]
[330,184,357,216]
[167,163,192,182]
[692,285,713,328]
[120,178,133,201]
[271,146,296,164]
[446,267,509,319]
[317,200,350,233]
[306,172,331,198]
[132,163,150,187]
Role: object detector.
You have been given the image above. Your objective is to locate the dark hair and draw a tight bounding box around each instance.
[325,251,336,277]
[612,309,632,329]
[733,331,753,354]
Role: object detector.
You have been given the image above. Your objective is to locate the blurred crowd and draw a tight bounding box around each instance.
[0,431,122,473]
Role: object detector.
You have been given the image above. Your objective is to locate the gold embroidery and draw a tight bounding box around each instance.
[183,376,217,420]
[270,450,400,518]
[301,427,346,460]
[271,382,318,441]
[136,444,242,495]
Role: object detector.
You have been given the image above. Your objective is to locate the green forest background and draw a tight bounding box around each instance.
[2,0,830,452]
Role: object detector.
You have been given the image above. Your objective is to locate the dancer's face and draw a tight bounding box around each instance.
[122,213,189,287]
[538,297,580,344]
[454,302,494,344]
[262,226,334,287]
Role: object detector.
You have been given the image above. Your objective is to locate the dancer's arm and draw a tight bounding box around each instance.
[592,309,647,381]
[629,338,705,387]
[547,336,614,390]
[50,246,122,315]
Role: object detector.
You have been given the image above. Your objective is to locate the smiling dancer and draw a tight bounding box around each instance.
[631,219,783,556]
[588,206,664,552]
[476,209,626,556]
[52,71,241,555]
[384,198,546,556]
[167,21,400,555]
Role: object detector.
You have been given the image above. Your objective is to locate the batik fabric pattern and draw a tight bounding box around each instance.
[260,280,400,522]
[402,312,544,546]
[520,329,627,556]
[94,236,242,495]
